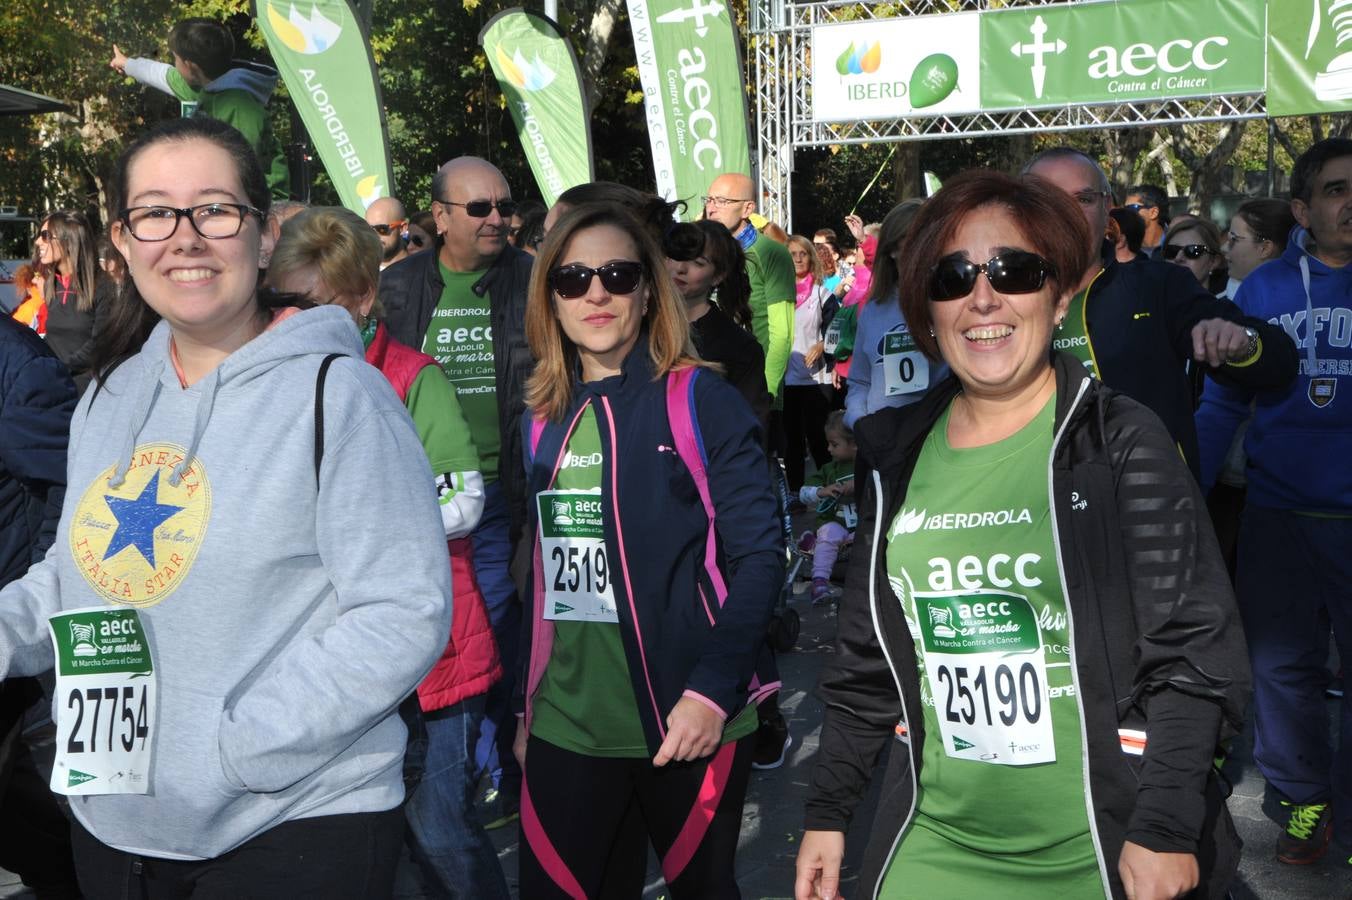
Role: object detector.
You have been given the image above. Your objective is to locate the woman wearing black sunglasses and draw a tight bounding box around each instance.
[514,202,781,899]
[796,171,1248,900]
[1163,216,1227,296]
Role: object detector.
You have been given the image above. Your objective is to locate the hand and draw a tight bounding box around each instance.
[832,371,844,390]
[805,341,825,368]
[110,44,129,74]
[1190,318,1251,368]
[1118,841,1198,900]
[818,484,841,500]
[795,830,846,900]
[844,214,865,242]
[512,716,528,769]
[652,696,723,766]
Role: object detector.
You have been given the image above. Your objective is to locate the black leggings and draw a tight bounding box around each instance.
[782,383,835,491]
[70,807,404,899]
[520,734,754,899]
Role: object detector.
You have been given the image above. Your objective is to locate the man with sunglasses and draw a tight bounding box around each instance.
[1124,184,1170,259]
[1023,148,1297,481]
[1196,138,1352,868]
[379,156,535,833]
[365,196,412,270]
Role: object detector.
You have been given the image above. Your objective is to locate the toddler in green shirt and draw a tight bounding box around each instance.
[798,411,856,604]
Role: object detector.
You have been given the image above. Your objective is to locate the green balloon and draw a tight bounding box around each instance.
[909,53,958,109]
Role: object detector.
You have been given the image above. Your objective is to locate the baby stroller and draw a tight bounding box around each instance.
[767,460,802,652]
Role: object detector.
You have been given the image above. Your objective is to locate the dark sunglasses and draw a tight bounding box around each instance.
[1163,243,1214,261]
[370,219,406,236]
[407,233,426,248]
[439,199,519,219]
[548,261,644,299]
[37,229,53,241]
[929,251,1055,302]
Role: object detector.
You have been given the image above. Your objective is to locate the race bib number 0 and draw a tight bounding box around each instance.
[883,331,929,397]
[47,608,156,795]
[914,590,1054,766]
[539,490,617,623]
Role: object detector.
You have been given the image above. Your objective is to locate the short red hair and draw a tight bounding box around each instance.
[898,170,1093,360]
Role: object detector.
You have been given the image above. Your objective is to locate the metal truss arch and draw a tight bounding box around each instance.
[749,0,1269,229]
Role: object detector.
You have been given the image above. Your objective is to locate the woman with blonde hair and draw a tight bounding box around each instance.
[783,234,834,493]
[265,206,507,898]
[514,202,782,898]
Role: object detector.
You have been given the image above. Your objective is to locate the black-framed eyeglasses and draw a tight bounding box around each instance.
[929,250,1055,302]
[370,219,406,236]
[119,203,264,242]
[437,199,518,219]
[1163,243,1215,261]
[548,261,644,299]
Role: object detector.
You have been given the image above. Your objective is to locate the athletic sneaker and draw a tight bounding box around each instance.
[478,786,520,831]
[1276,801,1333,864]
[751,717,792,770]
[811,578,841,606]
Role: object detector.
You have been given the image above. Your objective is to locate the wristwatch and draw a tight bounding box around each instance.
[1228,327,1260,365]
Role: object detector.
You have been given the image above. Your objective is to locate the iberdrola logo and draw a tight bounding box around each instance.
[266,2,343,55]
[355,174,385,209]
[496,45,557,91]
[836,41,882,76]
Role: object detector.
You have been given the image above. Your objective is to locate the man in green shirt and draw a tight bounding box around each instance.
[110,19,290,199]
[380,156,535,827]
[704,173,795,400]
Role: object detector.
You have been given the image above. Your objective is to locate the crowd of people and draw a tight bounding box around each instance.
[0,18,1348,900]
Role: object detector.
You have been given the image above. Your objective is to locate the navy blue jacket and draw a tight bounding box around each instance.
[0,316,77,588]
[518,338,782,754]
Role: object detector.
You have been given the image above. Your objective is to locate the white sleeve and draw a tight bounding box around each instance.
[436,470,485,539]
[123,58,177,96]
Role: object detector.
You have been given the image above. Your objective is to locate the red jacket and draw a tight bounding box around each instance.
[367,323,501,711]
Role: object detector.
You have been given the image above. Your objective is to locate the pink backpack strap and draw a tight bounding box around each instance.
[528,415,547,459]
[666,367,729,608]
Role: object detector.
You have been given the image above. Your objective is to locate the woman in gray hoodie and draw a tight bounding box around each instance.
[0,117,452,897]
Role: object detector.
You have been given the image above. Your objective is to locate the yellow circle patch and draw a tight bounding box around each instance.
[69,443,211,608]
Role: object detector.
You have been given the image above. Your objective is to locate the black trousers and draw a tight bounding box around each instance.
[520,734,754,900]
[71,807,404,899]
[782,383,835,492]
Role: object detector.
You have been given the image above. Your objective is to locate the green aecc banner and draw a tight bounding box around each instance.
[480,10,594,207]
[980,0,1266,111]
[254,0,394,212]
[626,0,753,217]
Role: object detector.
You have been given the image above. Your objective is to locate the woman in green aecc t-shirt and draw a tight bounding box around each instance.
[796,171,1249,900]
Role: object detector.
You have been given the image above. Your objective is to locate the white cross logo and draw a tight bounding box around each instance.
[1010,15,1066,100]
[656,0,726,38]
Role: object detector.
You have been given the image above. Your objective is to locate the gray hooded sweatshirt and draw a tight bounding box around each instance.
[0,305,452,859]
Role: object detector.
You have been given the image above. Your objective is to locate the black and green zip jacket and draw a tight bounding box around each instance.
[805,352,1250,900]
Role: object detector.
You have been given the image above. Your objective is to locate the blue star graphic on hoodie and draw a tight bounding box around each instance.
[103,469,184,570]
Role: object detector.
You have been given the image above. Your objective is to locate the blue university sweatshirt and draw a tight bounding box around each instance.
[1195,227,1352,511]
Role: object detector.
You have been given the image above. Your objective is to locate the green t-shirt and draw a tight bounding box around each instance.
[404,364,481,479]
[422,265,502,482]
[880,395,1102,899]
[530,405,757,756]
[1052,270,1105,380]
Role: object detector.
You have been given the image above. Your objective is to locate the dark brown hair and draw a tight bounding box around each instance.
[898,170,1093,361]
